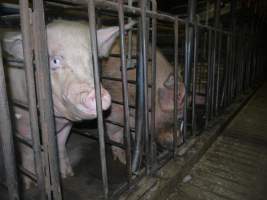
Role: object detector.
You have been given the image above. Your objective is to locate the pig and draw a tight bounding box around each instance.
[101,35,185,163]
[1,20,135,188]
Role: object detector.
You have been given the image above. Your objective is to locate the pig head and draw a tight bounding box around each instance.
[2,20,135,187]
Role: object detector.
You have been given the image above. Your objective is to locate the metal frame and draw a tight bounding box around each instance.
[0,0,266,199]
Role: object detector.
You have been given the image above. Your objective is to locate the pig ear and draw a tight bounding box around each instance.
[97,21,136,58]
[2,32,24,61]
[164,73,174,89]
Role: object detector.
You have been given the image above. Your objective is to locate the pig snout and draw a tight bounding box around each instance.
[64,83,111,119]
[81,87,111,111]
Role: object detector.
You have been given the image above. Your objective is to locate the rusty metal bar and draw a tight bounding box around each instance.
[0,41,20,200]
[32,0,62,199]
[19,1,46,199]
[88,0,109,198]
[118,0,132,182]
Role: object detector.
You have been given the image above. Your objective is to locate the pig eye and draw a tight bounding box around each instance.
[50,56,63,71]
[164,74,174,89]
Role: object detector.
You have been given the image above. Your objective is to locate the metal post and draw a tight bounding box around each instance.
[132,0,149,174]
[132,15,144,173]
[127,0,133,69]
[118,0,132,182]
[191,23,198,135]
[150,0,157,168]
[184,0,196,138]
[210,0,220,119]
[0,42,20,200]
[205,29,212,128]
[88,0,109,198]
[173,18,179,154]
[214,0,221,115]
[19,1,46,199]
[32,0,62,199]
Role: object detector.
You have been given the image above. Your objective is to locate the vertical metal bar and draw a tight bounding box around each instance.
[140,0,150,174]
[127,0,133,69]
[150,0,157,168]
[191,24,198,135]
[184,0,196,138]
[19,1,46,199]
[88,0,109,198]
[214,0,221,115]
[173,18,179,154]
[0,43,20,200]
[215,29,222,115]
[118,0,132,182]
[183,21,189,139]
[132,15,144,173]
[205,29,212,128]
[32,0,62,199]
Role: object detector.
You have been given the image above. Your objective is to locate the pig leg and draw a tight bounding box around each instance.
[57,123,74,178]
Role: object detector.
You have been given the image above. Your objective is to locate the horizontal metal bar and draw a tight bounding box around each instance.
[102,76,152,88]
[72,129,126,149]
[105,119,135,132]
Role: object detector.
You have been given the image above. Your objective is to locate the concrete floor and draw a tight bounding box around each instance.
[166,83,267,200]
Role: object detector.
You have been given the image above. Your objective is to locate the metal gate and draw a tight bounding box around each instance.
[0,0,265,199]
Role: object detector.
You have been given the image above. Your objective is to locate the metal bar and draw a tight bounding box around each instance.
[105,120,135,132]
[205,29,212,127]
[88,0,109,198]
[0,41,20,200]
[15,134,33,148]
[32,0,62,199]
[214,0,221,116]
[102,76,153,87]
[126,0,133,69]
[132,0,145,174]
[19,1,46,199]
[183,21,189,139]
[118,0,132,182]
[184,0,196,138]
[72,129,126,149]
[18,166,37,182]
[191,23,198,135]
[150,0,157,168]
[140,0,150,174]
[215,29,222,114]
[172,18,179,155]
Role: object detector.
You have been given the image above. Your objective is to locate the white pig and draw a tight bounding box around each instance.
[1,20,135,188]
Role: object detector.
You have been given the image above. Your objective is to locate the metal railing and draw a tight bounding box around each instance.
[0,0,265,199]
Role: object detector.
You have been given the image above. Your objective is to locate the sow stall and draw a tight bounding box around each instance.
[0,0,265,199]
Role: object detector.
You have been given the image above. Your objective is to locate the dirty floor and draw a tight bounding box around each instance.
[166,83,267,200]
